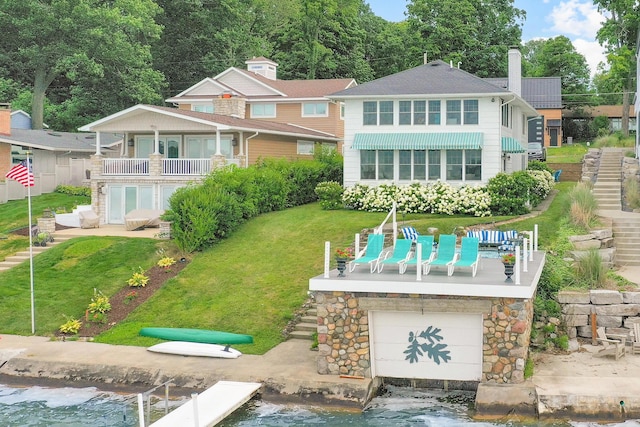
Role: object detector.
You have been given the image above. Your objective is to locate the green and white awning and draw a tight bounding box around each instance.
[352,132,483,150]
[501,137,526,153]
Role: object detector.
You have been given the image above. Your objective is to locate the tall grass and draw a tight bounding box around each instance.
[624,178,640,210]
[566,182,599,231]
[574,249,608,289]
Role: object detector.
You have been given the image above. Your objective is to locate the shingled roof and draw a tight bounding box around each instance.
[486,77,562,109]
[329,61,510,98]
[0,129,122,152]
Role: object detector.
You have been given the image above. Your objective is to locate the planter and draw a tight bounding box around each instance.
[503,263,515,282]
[336,258,349,277]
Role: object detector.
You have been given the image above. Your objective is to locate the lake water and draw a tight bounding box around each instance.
[2,383,636,427]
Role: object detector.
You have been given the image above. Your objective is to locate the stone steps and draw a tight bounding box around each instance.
[0,233,71,271]
[287,304,317,341]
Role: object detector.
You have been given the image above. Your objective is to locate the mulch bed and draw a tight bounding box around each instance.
[73,260,189,338]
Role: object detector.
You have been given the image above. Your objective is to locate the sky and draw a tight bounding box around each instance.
[366,0,607,78]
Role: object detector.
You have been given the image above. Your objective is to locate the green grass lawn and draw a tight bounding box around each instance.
[0,187,571,355]
[546,144,589,163]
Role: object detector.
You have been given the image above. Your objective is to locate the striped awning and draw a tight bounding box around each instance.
[352,133,483,150]
[501,137,526,153]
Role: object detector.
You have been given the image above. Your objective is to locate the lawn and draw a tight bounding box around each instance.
[546,144,589,163]
[0,187,571,355]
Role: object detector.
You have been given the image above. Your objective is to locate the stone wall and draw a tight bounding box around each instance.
[581,149,601,182]
[315,291,534,384]
[567,229,616,268]
[559,290,640,341]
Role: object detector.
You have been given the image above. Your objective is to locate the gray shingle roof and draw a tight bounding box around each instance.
[485,77,562,109]
[329,60,510,97]
[0,129,122,152]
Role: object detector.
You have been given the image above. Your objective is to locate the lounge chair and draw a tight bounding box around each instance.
[553,169,562,182]
[631,322,640,355]
[424,234,457,275]
[377,239,413,273]
[401,226,419,241]
[448,237,479,277]
[595,327,626,360]
[349,234,385,273]
[399,235,435,274]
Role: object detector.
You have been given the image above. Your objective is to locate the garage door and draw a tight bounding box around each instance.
[371,311,482,381]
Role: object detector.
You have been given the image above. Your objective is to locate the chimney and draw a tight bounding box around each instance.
[508,46,522,97]
[245,57,278,80]
[0,103,11,136]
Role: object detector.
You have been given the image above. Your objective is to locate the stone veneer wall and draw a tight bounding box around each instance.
[559,290,640,340]
[315,291,534,384]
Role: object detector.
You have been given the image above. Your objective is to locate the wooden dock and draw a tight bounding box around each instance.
[149,381,261,427]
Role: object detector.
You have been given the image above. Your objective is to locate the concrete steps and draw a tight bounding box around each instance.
[593,149,623,211]
[288,306,317,341]
[612,217,640,266]
[0,233,73,271]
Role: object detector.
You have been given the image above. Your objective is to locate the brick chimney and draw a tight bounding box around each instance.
[508,46,522,97]
[0,103,11,136]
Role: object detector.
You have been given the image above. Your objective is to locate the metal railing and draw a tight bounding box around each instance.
[103,158,149,175]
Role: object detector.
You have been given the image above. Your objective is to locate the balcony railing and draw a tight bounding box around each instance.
[162,158,211,175]
[103,158,149,175]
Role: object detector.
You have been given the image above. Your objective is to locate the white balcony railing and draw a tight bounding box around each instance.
[162,158,211,175]
[103,158,149,175]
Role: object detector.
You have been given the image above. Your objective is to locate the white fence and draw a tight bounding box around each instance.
[162,159,211,175]
[103,158,150,175]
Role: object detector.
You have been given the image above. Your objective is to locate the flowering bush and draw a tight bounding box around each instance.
[314,181,344,210]
[157,256,176,269]
[502,253,516,264]
[124,290,138,305]
[335,247,354,259]
[127,267,149,287]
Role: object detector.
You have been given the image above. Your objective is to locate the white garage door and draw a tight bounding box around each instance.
[371,311,483,381]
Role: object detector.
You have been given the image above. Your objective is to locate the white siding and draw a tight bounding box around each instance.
[370,311,483,381]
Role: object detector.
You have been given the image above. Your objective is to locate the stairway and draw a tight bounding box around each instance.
[288,304,317,340]
[592,149,623,211]
[0,233,73,271]
[612,217,640,267]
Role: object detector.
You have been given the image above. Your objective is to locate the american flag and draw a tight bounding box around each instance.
[5,159,34,187]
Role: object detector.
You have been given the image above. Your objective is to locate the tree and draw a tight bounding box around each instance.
[593,0,639,136]
[523,36,592,108]
[0,0,164,130]
[406,0,525,77]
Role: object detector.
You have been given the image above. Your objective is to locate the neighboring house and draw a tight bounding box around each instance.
[0,104,121,203]
[165,57,356,148]
[563,105,638,136]
[328,48,537,187]
[78,104,341,225]
[486,77,563,147]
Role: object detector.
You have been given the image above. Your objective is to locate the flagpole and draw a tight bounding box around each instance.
[26,151,35,334]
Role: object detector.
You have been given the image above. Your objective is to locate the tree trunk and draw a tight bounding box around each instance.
[32,68,48,130]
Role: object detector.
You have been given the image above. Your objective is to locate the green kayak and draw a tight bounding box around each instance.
[139,327,253,345]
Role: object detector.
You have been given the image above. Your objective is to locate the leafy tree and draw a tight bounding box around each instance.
[406,0,525,77]
[0,0,164,130]
[593,0,639,136]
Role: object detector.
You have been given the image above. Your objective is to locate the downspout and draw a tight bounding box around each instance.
[244,132,259,168]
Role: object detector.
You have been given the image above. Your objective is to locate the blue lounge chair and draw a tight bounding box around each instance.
[553,169,562,182]
[377,239,413,273]
[448,237,480,277]
[424,234,457,275]
[399,235,435,274]
[349,234,385,273]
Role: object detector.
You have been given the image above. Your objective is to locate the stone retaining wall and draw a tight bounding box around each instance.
[567,228,616,268]
[315,291,534,384]
[559,290,640,341]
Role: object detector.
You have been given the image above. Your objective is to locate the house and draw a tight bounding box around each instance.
[563,105,637,136]
[78,104,341,226]
[328,48,538,187]
[78,57,356,226]
[486,77,563,147]
[0,104,121,203]
[165,57,356,148]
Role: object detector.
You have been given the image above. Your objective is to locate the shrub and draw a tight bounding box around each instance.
[566,182,598,230]
[59,316,82,335]
[574,249,608,289]
[624,178,640,210]
[315,181,344,210]
[487,172,536,215]
[55,185,91,197]
[127,267,149,287]
[527,161,552,174]
[87,289,111,314]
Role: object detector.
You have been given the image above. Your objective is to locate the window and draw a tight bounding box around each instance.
[399,150,412,179]
[192,104,214,113]
[428,101,441,125]
[399,101,412,125]
[463,100,478,125]
[414,150,426,180]
[501,100,509,126]
[379,101,394,125]
[428,150,441,180]
[465,150,482,181]
[251,103,276,118]
[185,136,233,158]
[414,101,426,125]
[340,102,345,120]
[363,101,377,125]
[446,150,463,180]
[446,100,461,125]
[297,140,315,155]
[302,102,328,117]
[399,150,426,180]
[378,150,394,179]
[136,136,181,158]
[159,137,180,159]
[360,150,376,179]
[10,145,28,164]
